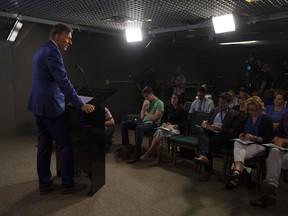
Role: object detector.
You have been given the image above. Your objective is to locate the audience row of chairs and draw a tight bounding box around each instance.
[164,110,266,191]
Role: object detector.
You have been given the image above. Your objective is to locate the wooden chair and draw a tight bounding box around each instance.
[282,169,288,182]
[223,151,267,191]
[183,101,192,112]
[212,147,267,191]
[212,148,233,176]
[244,155,267,191]
[168,111,209,170]
[183,101,192,136]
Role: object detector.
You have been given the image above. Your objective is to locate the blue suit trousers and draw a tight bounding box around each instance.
[36,113,74,189]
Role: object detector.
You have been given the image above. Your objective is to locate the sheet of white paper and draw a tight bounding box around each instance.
[79,95,94,104]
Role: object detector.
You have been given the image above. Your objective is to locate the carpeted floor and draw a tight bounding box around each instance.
[0,124,287,216]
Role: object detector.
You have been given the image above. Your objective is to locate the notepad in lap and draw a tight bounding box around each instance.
[262,143,288,151]
[234,138,254,145]
[155,126,171,132]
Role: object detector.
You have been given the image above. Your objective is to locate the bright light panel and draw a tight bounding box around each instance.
[219,40,257,45]
[125,28,142,42]
[7,20,23,42]
[212,14,235,34]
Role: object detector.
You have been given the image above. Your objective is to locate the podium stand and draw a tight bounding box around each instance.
[56,102,105,196]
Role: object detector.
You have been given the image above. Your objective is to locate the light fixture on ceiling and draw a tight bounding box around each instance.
[125,28,142,42]
[143,18,152,22]
[7,20,23,42]
[212,14,235,34]
[219,40,257,45]
[245,0,261,2]
[101,16,135,24]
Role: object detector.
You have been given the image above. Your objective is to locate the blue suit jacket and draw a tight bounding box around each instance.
[28,40,83,118]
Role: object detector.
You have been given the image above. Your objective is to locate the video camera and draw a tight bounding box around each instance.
[245,55,260,74]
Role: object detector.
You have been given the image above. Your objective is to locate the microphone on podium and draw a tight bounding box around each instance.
[75,64,90,91]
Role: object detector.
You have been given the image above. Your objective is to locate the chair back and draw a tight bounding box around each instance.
[190,111,209,135]
[183,101,192,112]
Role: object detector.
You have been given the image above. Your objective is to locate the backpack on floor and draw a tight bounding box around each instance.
[115,144,134,160]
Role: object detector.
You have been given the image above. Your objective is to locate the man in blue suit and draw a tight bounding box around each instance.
[28,24,95,195]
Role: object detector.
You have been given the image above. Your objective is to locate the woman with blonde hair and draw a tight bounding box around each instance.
[226,96,274,189]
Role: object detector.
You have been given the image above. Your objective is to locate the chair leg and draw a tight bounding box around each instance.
[255,165,261,191]
[226,156,234,175]
[173,144,178,165]
[257,162,265,191]
[170,143,176,164]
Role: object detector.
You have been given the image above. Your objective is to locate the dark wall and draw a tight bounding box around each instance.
[0,41,15,135]
[1,22,287,135]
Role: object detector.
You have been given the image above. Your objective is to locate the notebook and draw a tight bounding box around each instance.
[233,138,253,145]
[155,126,171,132]
[262,143,288,151]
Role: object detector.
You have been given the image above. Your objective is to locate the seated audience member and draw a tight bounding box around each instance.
[238,86,249,96]
[226,96,274,189]
[189,86,214,114]
[232,92,250,114]
[121,86,164,163]
[228,89,239,108]
[195,83,212,100]
[104,107,115,147]
[250,116,288,208]
[263,90,288,130]
[140,93,185,165]
[194,92,240,181]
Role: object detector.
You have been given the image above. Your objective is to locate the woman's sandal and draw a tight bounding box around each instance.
[151,159,161,166]
[225,169,242,190]
[229,169,241,178]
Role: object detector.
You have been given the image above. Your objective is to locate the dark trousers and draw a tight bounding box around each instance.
[121,121,156,158]
[198,128,233,172]
[36,113,74,189]
[105,125,115,147]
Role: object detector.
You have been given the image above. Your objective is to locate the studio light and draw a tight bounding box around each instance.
[125,28,142,42]
[7,20,23,42]
[212,14,235,34]
[219,40,257,45]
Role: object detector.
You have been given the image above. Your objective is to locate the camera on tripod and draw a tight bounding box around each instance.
[245,55,260,74]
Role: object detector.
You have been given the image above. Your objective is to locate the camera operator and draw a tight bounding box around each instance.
[246,57,262,91]
[258,63,275,106]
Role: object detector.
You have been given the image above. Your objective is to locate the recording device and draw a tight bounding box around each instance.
[245,54,261,74]
[75,64,90,90]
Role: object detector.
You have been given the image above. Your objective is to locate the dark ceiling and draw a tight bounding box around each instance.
[1,0,288,48]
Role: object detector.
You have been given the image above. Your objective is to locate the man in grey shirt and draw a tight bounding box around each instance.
[189,87,214,114]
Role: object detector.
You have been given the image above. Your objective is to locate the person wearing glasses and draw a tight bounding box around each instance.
[188,86,214,114]
[225,96,274,189]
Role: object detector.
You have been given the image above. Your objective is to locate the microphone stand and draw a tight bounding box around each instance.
[75,64,91,92]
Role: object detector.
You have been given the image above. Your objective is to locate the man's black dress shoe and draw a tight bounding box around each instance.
[39,183,61,195]
[61,183,87,194]
[249,196,276,208]
[127,156,139,163]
